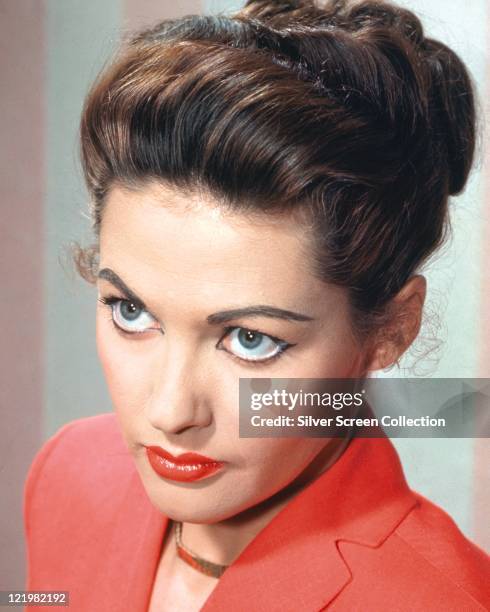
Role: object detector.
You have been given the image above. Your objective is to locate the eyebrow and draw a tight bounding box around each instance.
[97,268,315,324]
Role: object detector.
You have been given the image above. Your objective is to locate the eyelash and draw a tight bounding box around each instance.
[97,295,294,367]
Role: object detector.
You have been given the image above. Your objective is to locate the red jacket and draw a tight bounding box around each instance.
[24,413,490,611]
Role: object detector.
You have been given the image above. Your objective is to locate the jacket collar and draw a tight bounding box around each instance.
[115,434,416,611]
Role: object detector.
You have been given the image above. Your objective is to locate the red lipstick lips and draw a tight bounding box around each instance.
[146,446,225,482]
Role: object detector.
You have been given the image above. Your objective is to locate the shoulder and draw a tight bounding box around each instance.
[23,413,134,535]
[336,489,489,610]
[332,436,490,611]
[23,414,164,599]
[24,412,130,486]
[391,491,490,606]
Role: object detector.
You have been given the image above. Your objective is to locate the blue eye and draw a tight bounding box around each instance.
[98,297,160,334]
[219,327,291,364]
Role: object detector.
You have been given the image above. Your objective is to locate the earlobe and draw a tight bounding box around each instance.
[365,341,400,373]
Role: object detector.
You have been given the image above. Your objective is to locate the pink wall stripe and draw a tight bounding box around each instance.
[474,11,490,553]
[480,32,490,380]
[0,0,45,589]
[474,439,489,551]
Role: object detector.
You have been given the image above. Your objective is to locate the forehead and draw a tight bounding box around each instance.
[99,182,324,309]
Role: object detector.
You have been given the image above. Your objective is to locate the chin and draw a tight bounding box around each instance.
[153,499,245,524]
[142,481,253,524]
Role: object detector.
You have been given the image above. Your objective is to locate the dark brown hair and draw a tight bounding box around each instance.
[74,0,476,355]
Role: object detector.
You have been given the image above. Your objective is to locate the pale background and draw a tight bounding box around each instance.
[1,0,489,590]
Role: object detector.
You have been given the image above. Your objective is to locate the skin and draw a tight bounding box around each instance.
[95,180,426,607]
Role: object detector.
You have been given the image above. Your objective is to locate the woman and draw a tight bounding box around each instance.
[24,0,489,610]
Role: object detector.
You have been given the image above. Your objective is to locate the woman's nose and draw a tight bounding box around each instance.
[144,343,213,435]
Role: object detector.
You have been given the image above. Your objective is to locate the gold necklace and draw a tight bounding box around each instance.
[174,521,229,579]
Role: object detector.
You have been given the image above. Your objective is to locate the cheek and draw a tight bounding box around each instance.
[95,312,149,413]
[285,343,363,379]
[318,349,362,378]
[237,437,326,491]
[308,328,364,378]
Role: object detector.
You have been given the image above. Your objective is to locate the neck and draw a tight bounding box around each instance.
[177,434,352,569]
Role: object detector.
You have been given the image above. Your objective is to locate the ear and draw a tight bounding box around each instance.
[365,274,427,372]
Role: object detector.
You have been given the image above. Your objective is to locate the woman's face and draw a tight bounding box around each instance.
[96,181,370,522]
